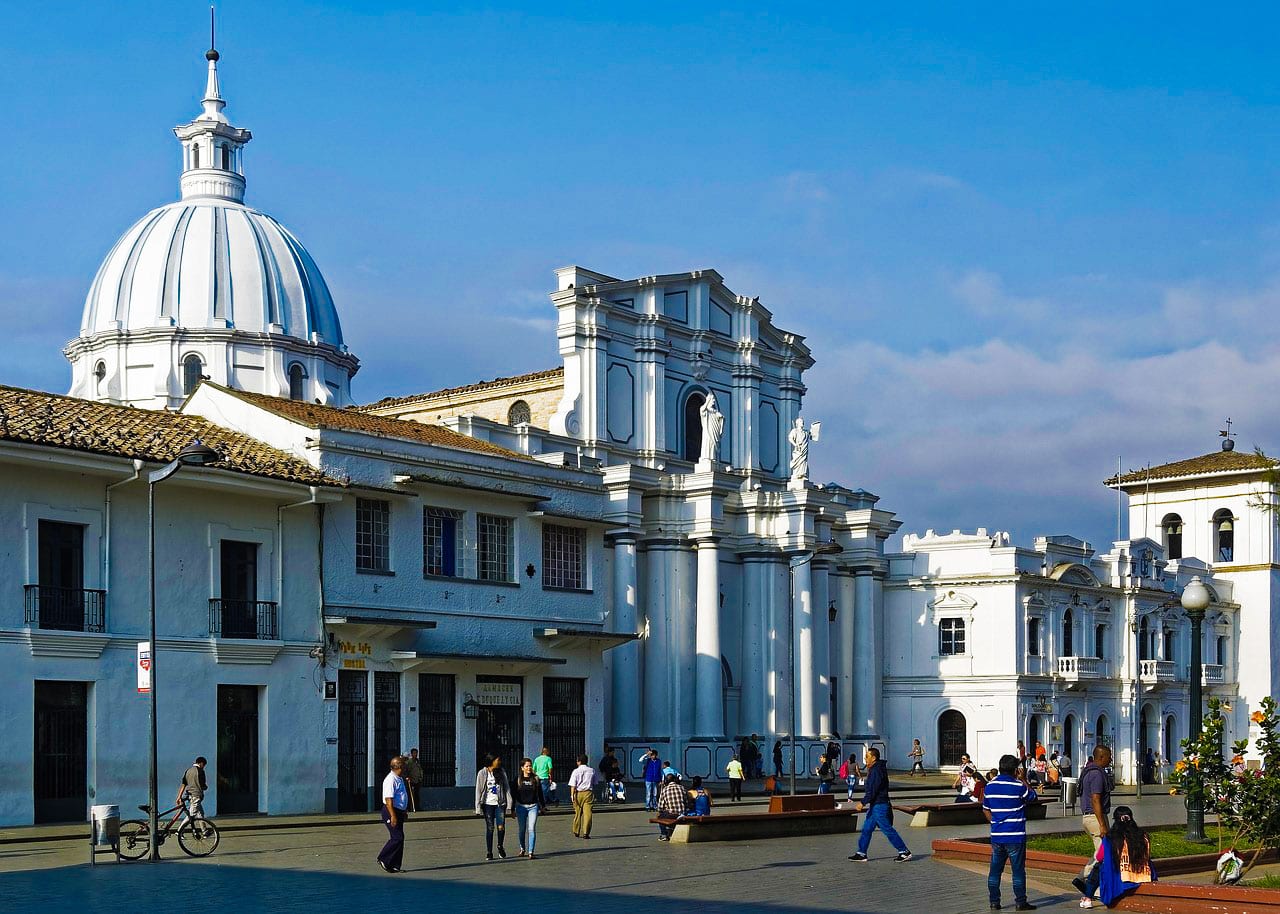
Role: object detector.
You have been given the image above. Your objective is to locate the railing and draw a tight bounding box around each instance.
[1139,659,1177,683]
[23,584,107,633]
[1057,656,1105,679]
[1202,663,1225,686]
[209,599,279,640]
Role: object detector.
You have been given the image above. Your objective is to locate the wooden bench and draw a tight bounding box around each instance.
[649,806,857,844]
[769,794,837,813]
[895,799,1049,827]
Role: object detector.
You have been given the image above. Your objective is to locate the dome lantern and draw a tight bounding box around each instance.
[173,42,252,203]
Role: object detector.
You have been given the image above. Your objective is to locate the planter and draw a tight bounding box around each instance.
[931,834,1280,877]
[1112,882,1280,913]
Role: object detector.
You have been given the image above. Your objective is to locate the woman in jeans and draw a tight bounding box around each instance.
[474,755,513,860]
[512,758,545,859]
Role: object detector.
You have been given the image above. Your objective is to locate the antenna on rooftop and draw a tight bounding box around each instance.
[1220,418,1235,452]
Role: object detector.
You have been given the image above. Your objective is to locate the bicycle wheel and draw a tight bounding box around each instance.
[177,817,220,857]
[116,819,151,860]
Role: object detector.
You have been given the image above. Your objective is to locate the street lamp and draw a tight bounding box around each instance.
[146,439,219,860]
[1180,575,1212,843]
[787,541,842,796]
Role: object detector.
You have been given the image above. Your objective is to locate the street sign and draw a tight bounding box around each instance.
[137,642,151,693]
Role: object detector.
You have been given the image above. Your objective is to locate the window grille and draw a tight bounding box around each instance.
[939,618,966,656]
[356,498,391,573]
[477,514,513,582]
[423,508,462,577]
[542,524,584,589]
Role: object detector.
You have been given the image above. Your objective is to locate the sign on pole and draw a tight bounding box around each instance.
[137,642,151,693]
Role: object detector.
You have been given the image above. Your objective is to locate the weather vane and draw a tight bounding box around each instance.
[1220,418,1235,452]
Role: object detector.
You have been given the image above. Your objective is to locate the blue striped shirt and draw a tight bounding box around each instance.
[982,775,1037,844]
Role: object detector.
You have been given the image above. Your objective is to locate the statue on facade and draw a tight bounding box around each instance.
[699,392,724,464]
[788,416,821,481]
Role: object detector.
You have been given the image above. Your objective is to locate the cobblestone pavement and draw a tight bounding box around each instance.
[1,795,1192,913]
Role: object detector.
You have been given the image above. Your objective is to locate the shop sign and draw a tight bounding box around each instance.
[477,681,522,706]
[137,642,151,693]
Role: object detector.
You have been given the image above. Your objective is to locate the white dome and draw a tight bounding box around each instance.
[80,199,346,348]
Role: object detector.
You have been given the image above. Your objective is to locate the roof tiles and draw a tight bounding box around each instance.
[1108,448,1276,486]
[360,367,564,411]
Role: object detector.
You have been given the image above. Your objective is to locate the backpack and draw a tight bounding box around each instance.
[838,760,850,779]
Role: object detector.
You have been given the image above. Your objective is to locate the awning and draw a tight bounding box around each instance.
[324,613,438,641]
[390,650,568,674]
[533,626,640,650]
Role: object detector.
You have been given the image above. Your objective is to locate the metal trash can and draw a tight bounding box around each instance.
[1062,777,1079,814]
[90,805,119,846]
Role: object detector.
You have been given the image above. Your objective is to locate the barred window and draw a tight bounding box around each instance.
[423,508,462,577]
[939,618,966,656]
[355,498,391,573]
[477,514,513,582]
[542,523,585,590]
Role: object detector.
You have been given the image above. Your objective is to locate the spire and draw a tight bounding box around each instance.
[173,12,252,203]
[200,6,226,123]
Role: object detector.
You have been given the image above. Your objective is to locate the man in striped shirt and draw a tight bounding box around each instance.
[982,754,1039,911]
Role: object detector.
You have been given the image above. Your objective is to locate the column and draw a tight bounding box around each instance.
[835,570,856,737]
[641,541,675,737]
[852,569,876,735]
[767,558,791,736]
[870,571,886,736]
[740,557,768,735]
[610,534,642,737]
[812,560,831,738]
[694,537,724,738]
[792,557,816,738]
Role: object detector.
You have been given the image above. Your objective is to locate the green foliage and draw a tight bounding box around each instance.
[1026,825,1256,859]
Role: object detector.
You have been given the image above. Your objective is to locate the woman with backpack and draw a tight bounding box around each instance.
[839,752,862,801]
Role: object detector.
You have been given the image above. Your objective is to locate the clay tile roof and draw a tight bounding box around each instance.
[217,385,528,460]
[359,367,564,411]
[0,384,341,487]
[1106,448,1276,486]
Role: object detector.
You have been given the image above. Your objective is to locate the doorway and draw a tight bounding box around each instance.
[34,681,88,823]
[938,709,967,766]
[216,685,259,814]
[475,675,523,778]
[373,672,402,776]
[1062,715,1076,776]
[337,670,369,812]
[543,678,585,774]
[219,541,259,639]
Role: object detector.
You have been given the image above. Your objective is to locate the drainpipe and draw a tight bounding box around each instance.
[104,460,144,595]
[278,487,321,632]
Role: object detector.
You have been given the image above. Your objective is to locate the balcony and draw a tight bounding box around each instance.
[23,584,107,633]
[1057,656,1105,684]
[1202,663,1226,686]
[209,599,279,640]
[1140,659,1178,686]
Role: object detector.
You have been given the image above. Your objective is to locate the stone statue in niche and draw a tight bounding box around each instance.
[699,392,724,464]
[788,416,821,481]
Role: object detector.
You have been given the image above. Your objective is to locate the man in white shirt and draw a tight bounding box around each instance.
[377,756,410,873]
[568,754,597,838]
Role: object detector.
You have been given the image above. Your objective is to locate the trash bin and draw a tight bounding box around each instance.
[1062,777,1079,814]
[90,804,119,846]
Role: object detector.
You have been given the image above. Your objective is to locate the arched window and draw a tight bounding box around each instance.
[1162,513,1183,560]
[682,391,706,462]
[220,145,230,170]
[938,710,967,766]
[1062,608,1074,657]
[1095,713,1109,750]
[93,361,107,397]
[1214,510,1234,563]
[507,400,531,426]
[192,144,200,169]
[287,363,307,401]
[182,354,203,396]
[1094,623,1106,660]
[1216,634,1227,665]
[1138,616,1150,661]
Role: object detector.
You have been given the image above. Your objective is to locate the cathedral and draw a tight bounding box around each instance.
[0,40,1270,825]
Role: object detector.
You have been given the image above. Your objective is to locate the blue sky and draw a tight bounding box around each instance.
[3,2,1279,549]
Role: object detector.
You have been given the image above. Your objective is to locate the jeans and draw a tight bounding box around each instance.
[845,777,858,800]
[539,778,555,806]
[988,841,1028,906]
[482,804,505,855]
[515,803,539,854]
[378,807,407,870]
[817,781,831,794]
[645,781,659,810]
[857,802,909,855]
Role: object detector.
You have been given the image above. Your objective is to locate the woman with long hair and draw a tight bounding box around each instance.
[473,754,513,861]
[1072,805,1155,908]
[512,757,545,859]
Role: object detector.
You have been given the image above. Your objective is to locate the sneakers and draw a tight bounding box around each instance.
[658,835,669,842]
[989,904,1001,910]
[378,860,391,873]
[847,853,868,862]
[485,853,494,861]
[895,851,913,862]
[1078,901,1093,910]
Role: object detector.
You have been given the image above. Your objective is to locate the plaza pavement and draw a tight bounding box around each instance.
[0,790,1194,913]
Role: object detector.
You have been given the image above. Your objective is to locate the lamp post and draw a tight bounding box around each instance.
[787,542,842,795]
[1180,575,1211,843]
[146,439,219,861]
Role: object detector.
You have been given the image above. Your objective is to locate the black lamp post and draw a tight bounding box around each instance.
[1179,575,1211,843]
[146,439,219,861]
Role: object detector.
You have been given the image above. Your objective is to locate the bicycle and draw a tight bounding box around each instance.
[117,800,220,860]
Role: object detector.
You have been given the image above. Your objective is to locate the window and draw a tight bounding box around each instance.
[1027,617,1040,655]
[1162,513,1183,560]
[939,618,966,656]
[93,361,106,397]
[1094,624,1106,660]
[477,514,512,582]
[182,354,203,396]
[542,523,585,590]
[683,392,705,462]
[1216,634,1227,665]
[287,363,306,400]
[1163,628,1175,663]
[355,498,391,573]
[220,145,231,170]
[1062,608,1074,656]
[423,508,461,577]
[507,400,531,426]
[1138,616,1150,661]
[33,521,89,632]
[1214,510,1234,563]
[192,144,200,169]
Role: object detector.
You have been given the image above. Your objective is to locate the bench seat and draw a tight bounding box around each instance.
[648,808,858,844]
[895,799,1049,827]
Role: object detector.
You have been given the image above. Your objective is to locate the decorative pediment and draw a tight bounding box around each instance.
[1050,562,1101,587]
[930,589,977,622]
[1023,590,1049,613]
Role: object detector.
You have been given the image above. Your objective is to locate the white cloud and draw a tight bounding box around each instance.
[952,269,1050,319]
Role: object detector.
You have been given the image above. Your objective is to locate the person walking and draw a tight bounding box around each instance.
[688,776,712,815]
[816,753,835,794]
[177,756,208,820]
[533,747,555,807]
[569,753,597,838]
[908,738,926,776]
[512,758,546,859]
[840,752,862,802]
[1075,745,1113,906]
[983,753,1039,911]
[772,740,784,780]
[377,756,410,873]
[474,754,513,860]
[655,773,689,841]
[403,748,424,811]
[725,753,744,802]
[849,747,912,863]
[642,748,663,811]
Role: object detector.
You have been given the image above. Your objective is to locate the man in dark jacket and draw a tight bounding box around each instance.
[849,747,912,862]
[642,749,664,811]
